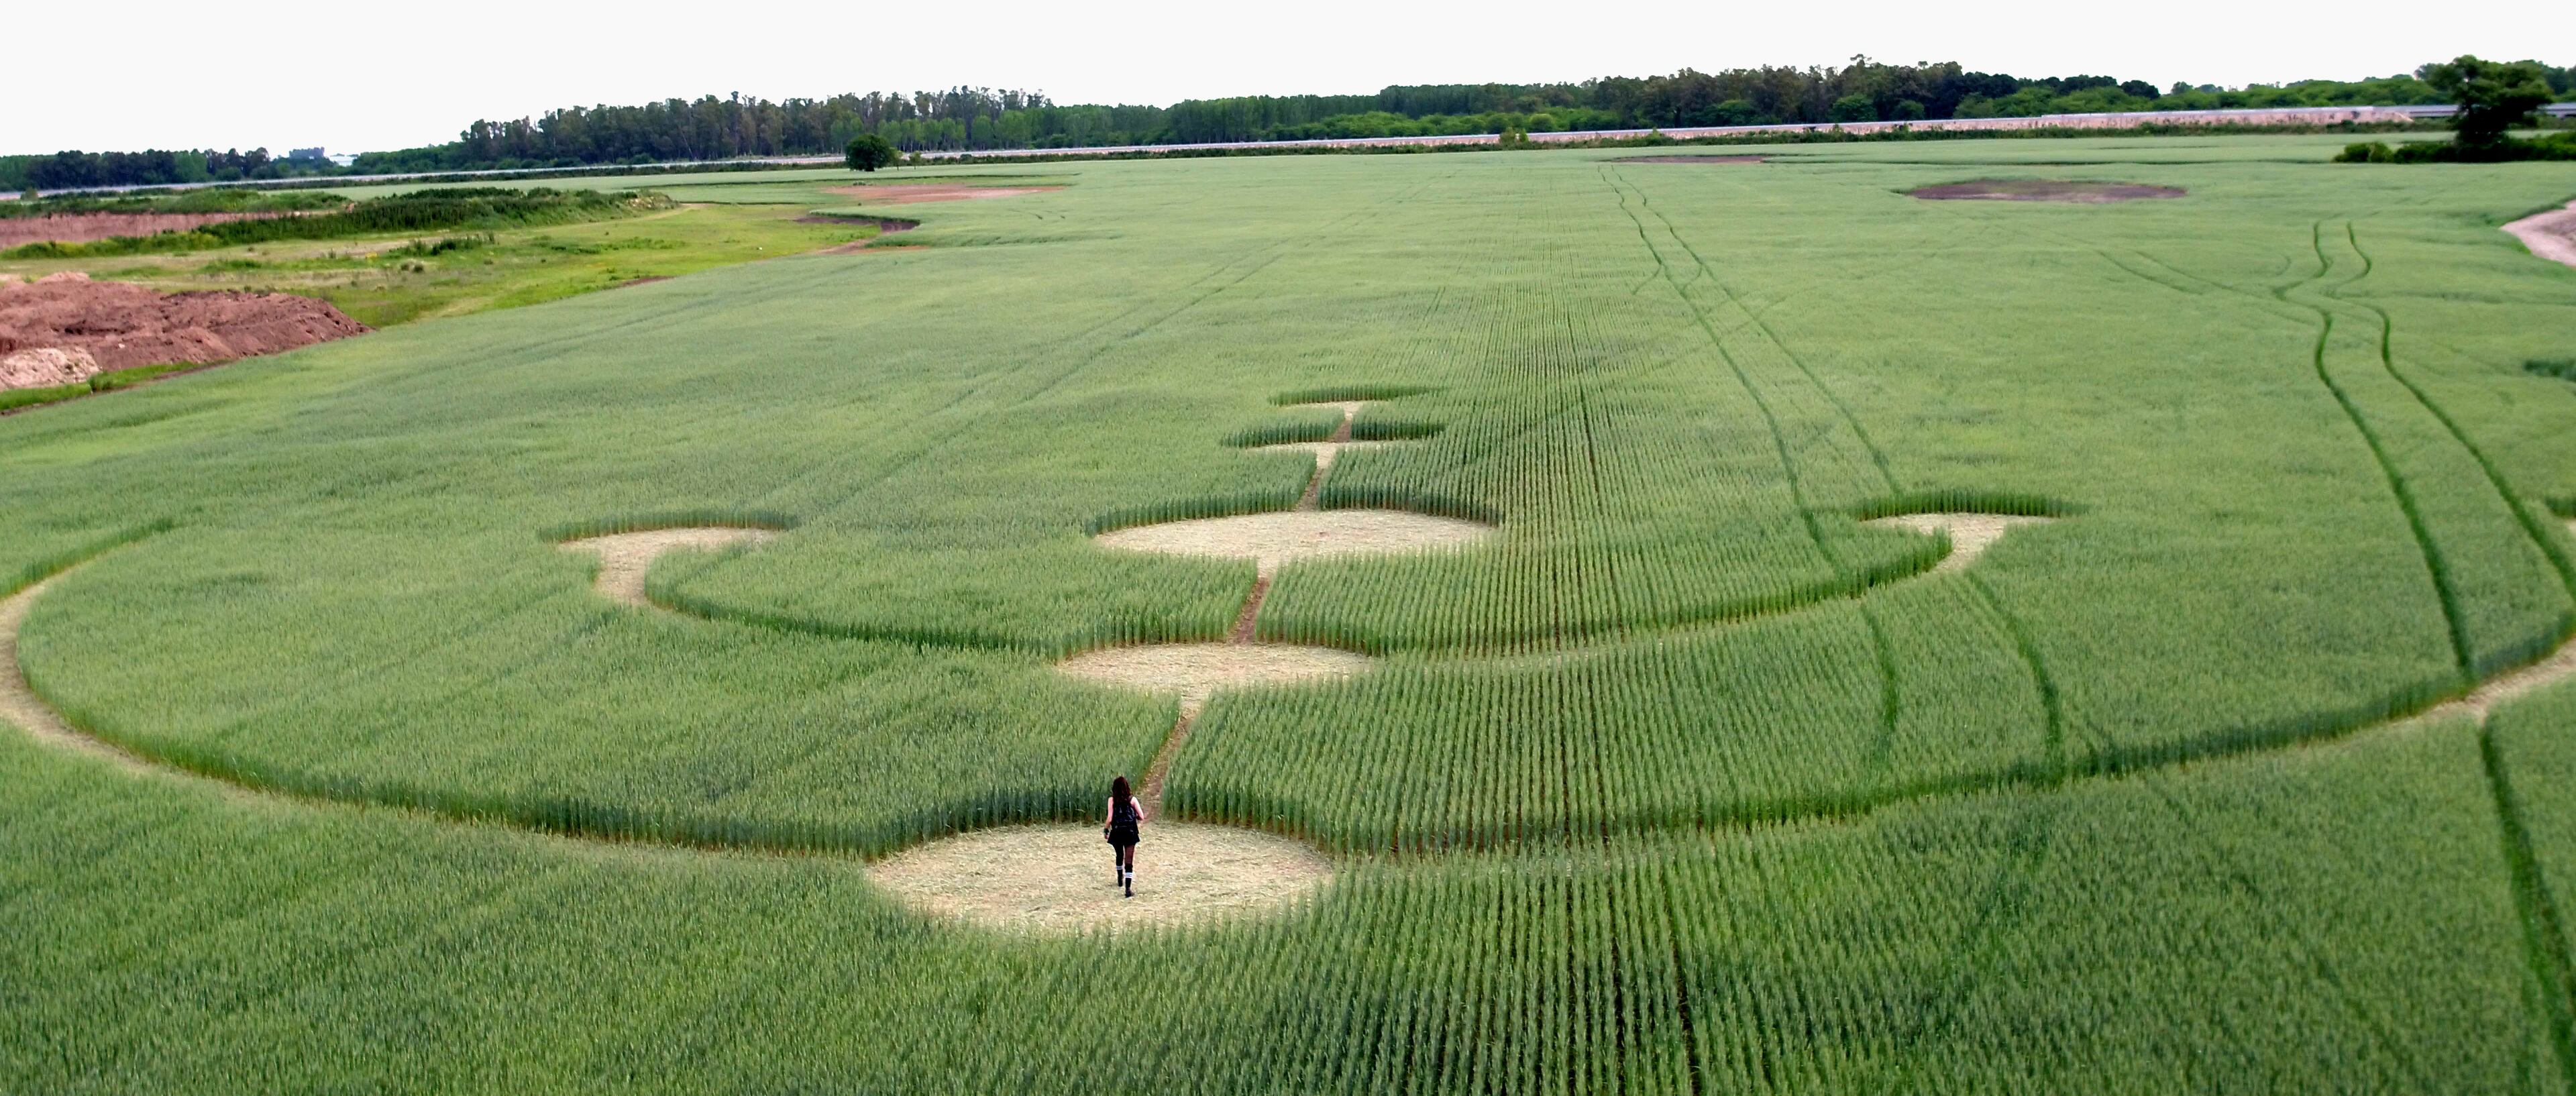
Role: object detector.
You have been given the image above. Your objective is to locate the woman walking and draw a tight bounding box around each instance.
[1104,775,1143,897]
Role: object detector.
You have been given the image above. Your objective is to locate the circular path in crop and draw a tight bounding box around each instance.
[1909,179,2186,203]
[9,516,2576,934]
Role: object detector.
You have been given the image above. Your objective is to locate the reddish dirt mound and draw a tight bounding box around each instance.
[819,184,1065,204]
[1620,155,1768,164]
[0,273,368,383]
[0,211,286,248]
[1909,179,2185,203]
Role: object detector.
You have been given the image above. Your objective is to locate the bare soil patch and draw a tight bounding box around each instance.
[0,273,368,381]
[1,346,101,389]
[1865,512,2054,574]
[1619,155,1769,164]
[820,184,1066,205]
[1909,179,2185,203]
[804,216,921,256]
[557,527,777,607]
[0,211,284,248]
[1096,510,1494,572]
[2504,200,2576,271]
[869,822,1331,934]
[1055,643,1371,714]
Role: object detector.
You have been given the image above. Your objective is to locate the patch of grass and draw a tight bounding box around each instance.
[0,361,208,415]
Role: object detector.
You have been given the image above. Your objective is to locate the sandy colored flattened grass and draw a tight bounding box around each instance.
[1094,510,1493,571]
[2504,200,2576,271]
[1865,512,2053,574]
[1055,642,1372,711]
[869,822,1332,933]
[558,527,777,606]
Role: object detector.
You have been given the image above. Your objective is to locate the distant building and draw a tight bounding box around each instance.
[287,147,327,162]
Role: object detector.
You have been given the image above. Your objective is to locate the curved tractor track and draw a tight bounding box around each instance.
[9,386,2575,932]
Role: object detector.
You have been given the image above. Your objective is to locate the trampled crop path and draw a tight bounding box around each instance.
[11,144,2576,1089]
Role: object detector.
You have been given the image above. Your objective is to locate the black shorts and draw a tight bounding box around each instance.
[1108,824,1139,847]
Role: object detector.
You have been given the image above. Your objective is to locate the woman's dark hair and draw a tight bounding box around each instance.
[1112,775,1132,802]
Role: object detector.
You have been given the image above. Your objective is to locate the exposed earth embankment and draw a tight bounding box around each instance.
[0,274,368,389]
[0,211,293,248]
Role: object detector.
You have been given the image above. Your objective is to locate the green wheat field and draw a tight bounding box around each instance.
[7,134,2576,1092]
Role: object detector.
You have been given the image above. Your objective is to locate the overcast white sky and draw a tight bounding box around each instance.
[5,0,2565,155]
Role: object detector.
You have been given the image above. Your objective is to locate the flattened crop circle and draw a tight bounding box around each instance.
[870,822,1333,933]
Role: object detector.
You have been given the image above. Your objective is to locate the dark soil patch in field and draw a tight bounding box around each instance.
[0,211,294,248]
[0,273,368,386]
[796,214,920,231]
[817,242,928,256]
[819,184,1065,205]
[806,215,920,256]
[1909,179,2186,203]
[1619,155,1769,164]
[617,276,672,288]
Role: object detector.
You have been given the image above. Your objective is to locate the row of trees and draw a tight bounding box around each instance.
[370,58,2565,167]
[5,147,340,192]
[15,59,2572,188]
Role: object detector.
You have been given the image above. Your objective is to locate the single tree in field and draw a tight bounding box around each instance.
[845,134,900,172]
[2420,55,2553,148]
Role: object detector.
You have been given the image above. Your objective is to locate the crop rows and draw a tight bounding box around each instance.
[2,698,2548,1093]
[8,142,2576,1091]
[1183,582,2084,852]
[1265,372,1941,653]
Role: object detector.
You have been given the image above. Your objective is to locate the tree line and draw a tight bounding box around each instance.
[12,58,2572,189]
[3,148,341,193]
